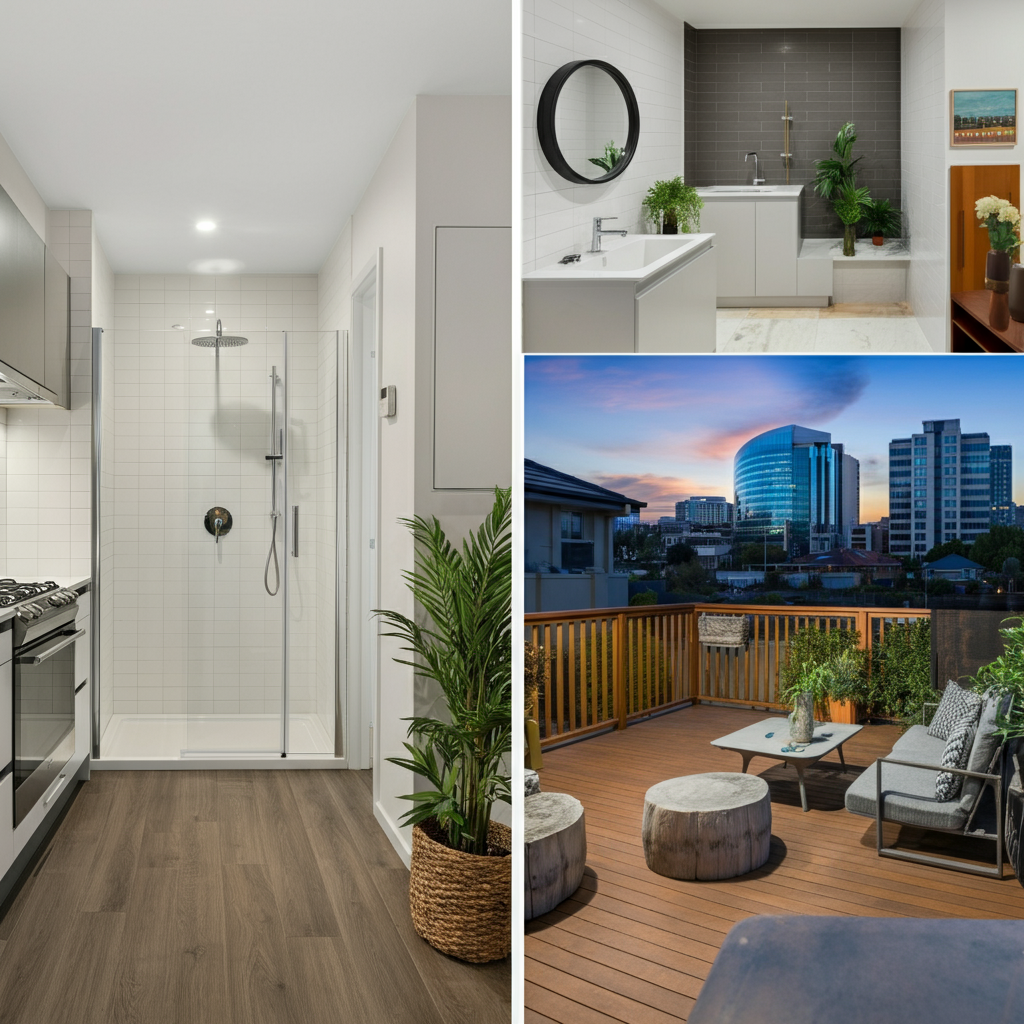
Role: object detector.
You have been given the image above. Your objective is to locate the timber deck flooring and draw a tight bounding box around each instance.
[525,704,1024,1024]
[0,769,509,1024]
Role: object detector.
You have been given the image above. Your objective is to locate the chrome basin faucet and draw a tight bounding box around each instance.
[745,152,765,186]
[590,216,628,253]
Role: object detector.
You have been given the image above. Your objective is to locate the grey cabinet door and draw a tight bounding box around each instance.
[44,249,70,408]
[0,185,45,386]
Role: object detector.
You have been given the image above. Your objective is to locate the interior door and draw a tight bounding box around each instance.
[950,164,1021,292]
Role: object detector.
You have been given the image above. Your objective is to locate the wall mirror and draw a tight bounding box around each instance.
[537,60,640,184]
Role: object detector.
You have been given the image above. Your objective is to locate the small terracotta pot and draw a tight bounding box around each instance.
[872,234,884,246]
[1008,264,1024,322]
[986,249,1012,292]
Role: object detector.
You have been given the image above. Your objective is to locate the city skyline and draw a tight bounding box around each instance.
[524,355,1024,523]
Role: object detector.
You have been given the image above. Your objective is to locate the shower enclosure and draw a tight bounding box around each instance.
[93,275,340,764]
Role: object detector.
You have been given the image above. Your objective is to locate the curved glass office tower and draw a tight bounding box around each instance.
[734,424,852,557]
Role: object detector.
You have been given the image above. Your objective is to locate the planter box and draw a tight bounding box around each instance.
[828,698,860,725]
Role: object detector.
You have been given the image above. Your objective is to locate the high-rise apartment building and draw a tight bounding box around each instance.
[888,419,991,557]
[675,495,733,525]
[734,425,856,557]
[990,445,1013,526]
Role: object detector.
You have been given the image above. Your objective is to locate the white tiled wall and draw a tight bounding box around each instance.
[902,0,947,352]
[103,274,334,737]
[522,0,685,271]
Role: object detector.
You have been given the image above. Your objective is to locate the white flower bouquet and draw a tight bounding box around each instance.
[976,194,1022,253]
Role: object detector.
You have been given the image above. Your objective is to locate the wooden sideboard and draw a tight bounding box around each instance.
[951,290,1024,352]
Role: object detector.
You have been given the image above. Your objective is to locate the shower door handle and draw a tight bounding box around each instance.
[292,506,299,557]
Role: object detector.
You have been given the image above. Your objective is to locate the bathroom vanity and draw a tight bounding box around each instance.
[522,233,717,352]
[694,186,831,306]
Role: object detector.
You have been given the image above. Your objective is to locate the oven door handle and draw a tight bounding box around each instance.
[16,628,86,665]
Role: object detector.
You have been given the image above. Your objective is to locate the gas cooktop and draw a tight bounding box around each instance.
[0,579,65,608]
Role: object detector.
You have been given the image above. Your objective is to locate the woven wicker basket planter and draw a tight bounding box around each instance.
[697,613,749,647]
[409,818,512,963]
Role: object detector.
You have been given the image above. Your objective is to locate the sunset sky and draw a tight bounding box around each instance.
[524,355,1024,523]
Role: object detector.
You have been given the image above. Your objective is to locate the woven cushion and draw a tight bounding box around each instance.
[927,681,982,740]
[936,719,976,801]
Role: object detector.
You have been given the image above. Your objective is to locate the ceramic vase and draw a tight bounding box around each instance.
[986,249,1012,293]
[661,212,678,235]
[1009,264,1024,322]
[788,692,814,744]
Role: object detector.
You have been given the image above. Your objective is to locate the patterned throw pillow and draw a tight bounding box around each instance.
[936,719,976,801]
[928,681,982,740]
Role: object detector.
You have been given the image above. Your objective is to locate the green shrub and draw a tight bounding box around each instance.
[868,618,933,722]
[630,590,658,606]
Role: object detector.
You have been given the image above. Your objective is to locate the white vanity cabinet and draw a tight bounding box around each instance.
[695,186,812,305]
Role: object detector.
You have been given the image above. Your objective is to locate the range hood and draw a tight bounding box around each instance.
[0,361,58,405]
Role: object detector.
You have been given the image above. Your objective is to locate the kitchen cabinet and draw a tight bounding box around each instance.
[0,183,70,407]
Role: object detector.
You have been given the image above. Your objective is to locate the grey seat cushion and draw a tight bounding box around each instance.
[962,691,1007,804]
[844,758,970,830]
[891,725,948,765]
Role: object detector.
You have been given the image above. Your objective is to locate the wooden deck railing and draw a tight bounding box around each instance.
[524,603,931,747]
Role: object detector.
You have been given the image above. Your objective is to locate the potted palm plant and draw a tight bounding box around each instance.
[376,486,512,963]
[822,647,868,724]
[812,122,869,256]
[641,176,704,235]
[861,198,902,247]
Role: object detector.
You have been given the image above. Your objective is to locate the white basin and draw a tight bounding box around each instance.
[524,232,715,283]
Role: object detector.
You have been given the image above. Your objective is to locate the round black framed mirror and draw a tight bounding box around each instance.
[537,59,640,185]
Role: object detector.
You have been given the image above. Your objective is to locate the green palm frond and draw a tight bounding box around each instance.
[376,486,512,856]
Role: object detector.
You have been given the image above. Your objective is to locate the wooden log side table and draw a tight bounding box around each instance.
[951,290,1024,352]
[641,773,771,881]
[524,792,586,920]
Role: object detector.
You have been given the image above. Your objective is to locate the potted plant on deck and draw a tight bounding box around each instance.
[376,487,512,963]
[641,176,704,235]
[861,198,902,247]
[822,647,868,724]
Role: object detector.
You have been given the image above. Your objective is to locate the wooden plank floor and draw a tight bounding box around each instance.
[525,704,1024,1024]
[0,769,509,1024]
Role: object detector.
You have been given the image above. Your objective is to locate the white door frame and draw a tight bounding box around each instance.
[346,250,383,771]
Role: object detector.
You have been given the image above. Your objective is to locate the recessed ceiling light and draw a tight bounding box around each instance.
[196,220,216,232]
[205,309,215,314]
[171,324,185,330]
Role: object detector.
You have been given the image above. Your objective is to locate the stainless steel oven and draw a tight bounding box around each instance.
[11,587,81,827]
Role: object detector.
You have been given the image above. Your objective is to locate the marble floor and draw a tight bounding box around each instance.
[716,303,935,352]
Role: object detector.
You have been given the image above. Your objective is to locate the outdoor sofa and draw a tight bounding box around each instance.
[844,686,1012,878]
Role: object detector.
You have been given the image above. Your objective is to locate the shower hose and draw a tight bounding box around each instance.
[264,513,280,596]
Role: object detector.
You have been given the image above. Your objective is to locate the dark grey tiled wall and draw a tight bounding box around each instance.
[687,28,901,239]
[684,23,697,184]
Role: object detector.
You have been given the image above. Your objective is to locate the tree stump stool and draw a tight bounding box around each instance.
[524,792,586,921]
[525,769,541,797]
[642,773,771,880]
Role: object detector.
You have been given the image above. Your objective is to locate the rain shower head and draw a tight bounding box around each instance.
[192,319,248,348]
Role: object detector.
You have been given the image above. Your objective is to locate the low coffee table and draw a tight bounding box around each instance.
[710,718,863,812]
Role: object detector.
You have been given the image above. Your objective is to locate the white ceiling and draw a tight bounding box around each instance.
[654,0,918,29]
[0,0,510,273]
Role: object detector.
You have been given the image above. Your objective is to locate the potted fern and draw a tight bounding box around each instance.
[376,486,512,963]
[641,176,703,235]
[861,198,902,247]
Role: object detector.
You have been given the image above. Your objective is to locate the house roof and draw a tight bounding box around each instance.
[524,459,647,514]
[789,548,902,568]
[922,553,985,571]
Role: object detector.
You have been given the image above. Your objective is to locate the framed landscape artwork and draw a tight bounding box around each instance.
[951,89,1017,147]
